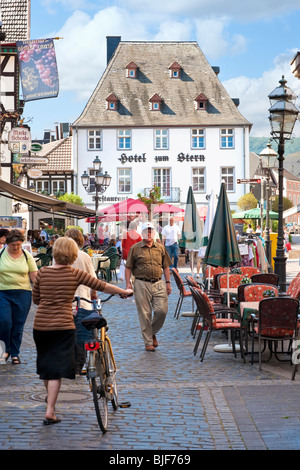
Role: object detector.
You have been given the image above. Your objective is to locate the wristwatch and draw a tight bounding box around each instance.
[166,281,171,284]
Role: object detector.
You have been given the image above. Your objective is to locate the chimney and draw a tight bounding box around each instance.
[106,36,121,65]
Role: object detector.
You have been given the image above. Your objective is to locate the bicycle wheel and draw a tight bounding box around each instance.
[104,338,118,410]
[90,350,108,432]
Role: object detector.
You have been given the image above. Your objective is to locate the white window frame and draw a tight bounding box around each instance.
[153,168,171,197]
[221,167,235,192]
[117,168,132,194]
[192,167,206,193]
[118,129,131,150]
[220,128,234,149]
[88,129,102,150]
[191,128,205,149]
[36,180,50,194]
[154,129,169,150]
[52,180,65,194]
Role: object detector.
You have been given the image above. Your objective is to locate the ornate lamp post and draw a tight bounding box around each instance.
[268,76,299,291]
[259,142,278,268]
[81,157,111,246]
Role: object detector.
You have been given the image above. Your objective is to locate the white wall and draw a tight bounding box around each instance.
[76,124,250,216]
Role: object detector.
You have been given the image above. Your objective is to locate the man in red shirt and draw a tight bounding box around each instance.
[122,221,142,260]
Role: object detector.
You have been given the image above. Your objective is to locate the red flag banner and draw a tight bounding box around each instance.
[16,38,59,102]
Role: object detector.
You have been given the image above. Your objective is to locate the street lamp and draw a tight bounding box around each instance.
[259,141,278,268]
[268,76,299,291]
[81,157,111,246]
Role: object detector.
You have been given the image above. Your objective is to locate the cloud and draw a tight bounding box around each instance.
[120,0,300,22]
[194,17,247,59]
[54,7,149,99]
[223,50,300,137]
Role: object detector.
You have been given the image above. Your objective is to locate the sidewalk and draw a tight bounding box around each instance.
[0,249,299,451]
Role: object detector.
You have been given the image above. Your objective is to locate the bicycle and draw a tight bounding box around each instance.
[75,295,118,432]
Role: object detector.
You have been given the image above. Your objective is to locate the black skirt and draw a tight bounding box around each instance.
[33,329,76,380]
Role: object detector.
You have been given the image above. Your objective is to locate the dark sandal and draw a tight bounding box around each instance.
[11,357,21,364]
[43,417,61,425]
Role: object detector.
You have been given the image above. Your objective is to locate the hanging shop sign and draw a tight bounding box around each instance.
[19,156,49,164]
[8,127,31,154]
[27,168,43,179]
[31,142,43,153]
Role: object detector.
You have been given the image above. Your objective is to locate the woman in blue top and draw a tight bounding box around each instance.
[0,229,38,364]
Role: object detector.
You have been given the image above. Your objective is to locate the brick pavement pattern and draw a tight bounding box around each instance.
[0,255,300,450]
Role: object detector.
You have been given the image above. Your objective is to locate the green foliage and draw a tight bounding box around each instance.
[237,192,258,211]
[57,192,84,206]
[271,196,293,212]
[65,225,83,233]
[250,137,300,156]
[137,186,164,220]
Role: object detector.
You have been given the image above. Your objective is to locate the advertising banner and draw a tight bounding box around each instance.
[16,38,59,102]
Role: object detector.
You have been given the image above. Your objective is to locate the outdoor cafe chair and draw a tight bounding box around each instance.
[230,266,262,277]
[185,276,226,337]
[97,253,121,283]
[250,273,279,286]
[285,276,300,300]
[171,268,193,319]
[190,287,245,363]
[250,297,299,370]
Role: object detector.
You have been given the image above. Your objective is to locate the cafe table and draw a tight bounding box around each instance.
[90,254,110,271]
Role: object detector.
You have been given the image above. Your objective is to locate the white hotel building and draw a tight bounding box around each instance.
[72,38,251,228]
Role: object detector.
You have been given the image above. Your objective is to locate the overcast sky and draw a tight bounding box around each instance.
[23,0,300,139]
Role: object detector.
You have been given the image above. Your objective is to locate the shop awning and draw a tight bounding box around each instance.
[0,179,95,219]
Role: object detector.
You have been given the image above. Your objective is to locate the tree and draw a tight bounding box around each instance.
[237,192,258,211]
[271,196,293,213]
[57,192,84,206]
[137,186,164,221]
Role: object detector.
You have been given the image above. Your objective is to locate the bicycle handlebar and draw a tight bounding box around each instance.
[73,294,114,306]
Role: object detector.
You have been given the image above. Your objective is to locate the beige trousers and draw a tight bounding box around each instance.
[133,279,168,347]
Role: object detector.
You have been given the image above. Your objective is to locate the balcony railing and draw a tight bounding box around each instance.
[144,187,181,203]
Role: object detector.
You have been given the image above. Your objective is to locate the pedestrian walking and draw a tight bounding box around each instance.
[32,236,133,426]
[121,220,142,261]
[0,229,38,364]
[65,228,97,374]
[125,222,172,351]
[162,216,181,269]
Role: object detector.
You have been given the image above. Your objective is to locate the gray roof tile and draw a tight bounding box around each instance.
[73,41,251,128]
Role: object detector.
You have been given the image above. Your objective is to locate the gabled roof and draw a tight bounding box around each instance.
[73,41,251,128]
[33,137,72,172]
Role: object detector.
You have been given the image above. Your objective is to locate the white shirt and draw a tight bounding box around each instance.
[72,250,97,310]
[162,224,181,246]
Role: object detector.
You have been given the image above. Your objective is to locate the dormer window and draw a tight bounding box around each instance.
[126,62,138,78]
[169,62,181,79]
[195,93,208,111]
[149,93,162,111]
[106,93,118,110]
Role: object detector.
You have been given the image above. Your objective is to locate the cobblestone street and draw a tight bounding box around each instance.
[1,260,300,452]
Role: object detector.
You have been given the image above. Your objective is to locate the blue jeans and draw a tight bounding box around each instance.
[166,243,179,269]
[0,290,32,357]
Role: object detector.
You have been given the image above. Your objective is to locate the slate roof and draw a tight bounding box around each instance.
[73,41,251,129]
[0,0,30,42]
[33,137,72,172]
